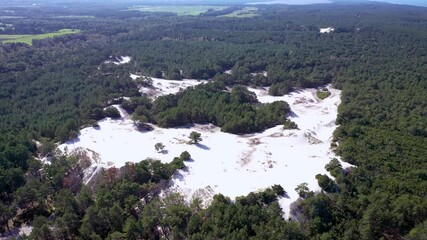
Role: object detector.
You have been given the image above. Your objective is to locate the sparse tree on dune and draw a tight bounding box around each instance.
[155,142,165,153]
[188,131,202,144]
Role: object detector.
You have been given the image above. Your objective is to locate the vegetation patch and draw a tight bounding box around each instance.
[127,5,229,16]
[219,7,259,18]
[316,88,331,100]
[0,34,30,40]
[0,29,80,45]
[126,82,293,135]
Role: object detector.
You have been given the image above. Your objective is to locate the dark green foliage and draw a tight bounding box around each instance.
[189,131,202,144]
[283,119,298,130]
[170,157,186,170]
[103,107,121,119]
[192,190,304,239]
[295,183,314,199]
[151,82,292,134]
[25,154,303,239]
[272,184,287,197]
[406,220,427,240]
[316,89,331,100]
[180,151,191,161]
[269,82,294,96]
[315,174,339,193]
[154,142,165,153]
[122,96,153,121]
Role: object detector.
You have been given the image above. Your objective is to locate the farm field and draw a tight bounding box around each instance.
[219,7,259,18]
[127,5,229,16]
[0,29,80,45]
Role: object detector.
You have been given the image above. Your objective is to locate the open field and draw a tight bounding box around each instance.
[0,34,30,39]
[127,5,229,16]
[219,7,259,18]
[0,29,80,45]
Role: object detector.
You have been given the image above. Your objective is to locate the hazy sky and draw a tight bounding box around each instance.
[375,0,427,7]
[251,0,427,7]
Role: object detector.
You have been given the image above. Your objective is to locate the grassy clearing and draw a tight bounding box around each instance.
[316,89,331,100]
[0,29,80,45]
[127,5,228,16]
[0,34,30,40]
[219,7,259,18]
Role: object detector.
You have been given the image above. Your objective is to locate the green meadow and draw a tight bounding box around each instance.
[127,5,228,16]
[0,29,80,45]
[219,7,259,18]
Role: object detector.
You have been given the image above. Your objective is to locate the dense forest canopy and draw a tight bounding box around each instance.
[0,1,426,239]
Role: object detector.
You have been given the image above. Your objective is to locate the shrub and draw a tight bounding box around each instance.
[180,151,191,161]
[316,89,331,100]
[189,131,202,144]
[154,142,165,153]
[104,107,121,119]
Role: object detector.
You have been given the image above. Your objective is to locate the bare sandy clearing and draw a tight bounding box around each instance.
[59,84,348,218]
[130,74,207,99]
[320,27,334,33]
[104,56,131,65]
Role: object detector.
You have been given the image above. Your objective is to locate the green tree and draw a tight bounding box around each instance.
[103,107,121,119]
[0,202,14,232]
[180,151,191,161]
[295,183,313,199]
[315,174,339,193]
[154,142,165,153]
[189,131,202,144]
[272,184,287,197]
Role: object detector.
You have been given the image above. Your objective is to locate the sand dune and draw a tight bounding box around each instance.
[59,78,348,218]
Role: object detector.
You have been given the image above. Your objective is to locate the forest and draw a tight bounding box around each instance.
[125,82,292,134]
[0,1,426,239]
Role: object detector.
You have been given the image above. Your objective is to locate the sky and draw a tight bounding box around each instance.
[376,0,427,7]
[249,0,427,7]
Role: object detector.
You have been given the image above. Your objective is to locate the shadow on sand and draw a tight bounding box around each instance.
[196,143,210,150]
[66,137,81,145]
[288,111,299,118]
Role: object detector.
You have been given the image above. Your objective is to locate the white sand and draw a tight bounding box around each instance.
[250,71,268,77]
[130,74,207,99]
[59,83,346,218]
[320,27,334,33]
[19,226,33,237]
[104,56,131,65]
[0,225,33,239]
